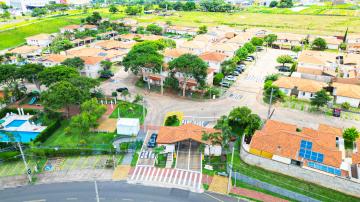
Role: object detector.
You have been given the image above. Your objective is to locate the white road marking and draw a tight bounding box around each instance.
[168,169,175,183]
[23,200,46,202]
[135,166,143,181]
[66,198,78,201]
[182,171,189,186]
[163,169,170,182]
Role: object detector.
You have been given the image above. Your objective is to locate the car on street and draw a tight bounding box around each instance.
[236,67,243,73]
[147,133,158,148]
[140,151,145,159]
[225,75,236,81]
[116,87,129,92]
[150,152,156,159]
[248,55,256,60]
[245,57,254,62]
[220,81,231,88]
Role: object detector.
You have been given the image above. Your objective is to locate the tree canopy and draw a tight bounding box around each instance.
[276,55,293,66]
[197,25,208,34]
[109,4,119,13]
[125,5,143,15]
[311,37,327,50]
[17,64,44,91]
[146,24,163,35]
[169,54,208,96]
[264,34,277,47]
[123,41,164,75]
[310,90,331,109]
[343,127,359,143]
[61,57,85,70]
[39,65,79,87]
[251,37,264,46]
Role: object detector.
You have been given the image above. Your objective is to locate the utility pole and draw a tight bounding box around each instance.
[267,88,274,120]
[18,142,32,183]
[227,146,235,194]
[160,65,163,95]
[94,180,100,202]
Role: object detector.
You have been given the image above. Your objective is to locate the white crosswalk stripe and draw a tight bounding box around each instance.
[129,166,203,193]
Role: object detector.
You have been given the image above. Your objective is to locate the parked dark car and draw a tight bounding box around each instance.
[100,72,114,79]
[248,55,255,60]
[236,67,243,73]
[278,66,290,72]
[333,108,341,117]
[232,71,240,76]
[147,133,158,148]
[116,87,129,92]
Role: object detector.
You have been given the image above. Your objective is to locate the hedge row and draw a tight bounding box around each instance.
[0,151,20,161]
[33,120,61,144]
[27,147,114,158]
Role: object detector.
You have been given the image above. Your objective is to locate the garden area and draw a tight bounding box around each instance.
[109,100,146,124]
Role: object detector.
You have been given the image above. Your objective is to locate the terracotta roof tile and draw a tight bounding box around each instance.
[157,124,220,144]
[273,77,327,93]
[333,82,360,99]
[199,52,228,62]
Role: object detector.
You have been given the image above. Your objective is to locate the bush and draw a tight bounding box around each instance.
[0,151,20,161]
[0,108,39,118]
[165,115,180,126]
[205,87,220,98]
[213,73,224,86]
[341,102,351,110]
[33,120,61,143]
[27,147,114,158]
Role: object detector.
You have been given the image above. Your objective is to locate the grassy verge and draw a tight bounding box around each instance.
[230,140,360,202]
[130,152,139,167]
[232,180,296,202]
[109,101,147,124]
[155,153,167,168]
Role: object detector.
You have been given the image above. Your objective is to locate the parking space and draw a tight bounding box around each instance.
[44,155,110,172]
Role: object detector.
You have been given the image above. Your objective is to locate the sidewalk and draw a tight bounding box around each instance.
[208,175,229,194]
[231,187,288,202]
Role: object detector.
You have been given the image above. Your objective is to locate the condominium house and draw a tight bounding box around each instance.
[165,26,197,36]
[244,28,268,38]
[116,34,163,42]
[92,40,136,52]
[163,48,190,63]
[332,82,360,108]
[193,34,218,43]
[347,43,360,54]
[273,77,327,100]
[8,45,43,59]
[199,52,228,73]
[40,54,104,78]
[25,33,55,47]
[65,47,126,62]
[71,37,95,47]
[297,50,338,72]
[249,120,347,177]
[60,24,97,33]
[116,18,138,27]
[347,34,360,44]
[309,36,342,50]
[274,33,307,48]
[208,42,238,57]
[225,32,252,46]
[178,40,207,55]
[156,124,222,157]
[97,31,118,40]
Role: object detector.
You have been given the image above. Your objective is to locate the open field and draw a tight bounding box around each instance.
[0,7,359,50]
[135,11,360,36]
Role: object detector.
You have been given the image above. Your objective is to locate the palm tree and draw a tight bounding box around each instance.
[202,132,222,161]
[153,146,165,165]
[214,115,233,150]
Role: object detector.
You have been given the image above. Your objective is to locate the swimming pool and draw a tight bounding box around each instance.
[0,131,40,143]
[5,120,27,128]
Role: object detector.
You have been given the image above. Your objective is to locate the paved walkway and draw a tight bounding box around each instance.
[121,153,133,165]
[128,165,203,193]
[231,187,288,202]
[112,165,131,181]
[208,175,229,195]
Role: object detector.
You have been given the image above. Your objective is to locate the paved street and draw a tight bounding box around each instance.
[0,181,241,202]
[99,48,360,131]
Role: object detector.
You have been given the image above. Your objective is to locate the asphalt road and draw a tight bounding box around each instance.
[0,181,242,202]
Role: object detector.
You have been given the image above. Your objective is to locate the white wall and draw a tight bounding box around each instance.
[81,63,102,78]
[297,91,315,100]
[26,39,52,47]
[279,88,291,96]
[204,145,222,156]
[336,96,360,108]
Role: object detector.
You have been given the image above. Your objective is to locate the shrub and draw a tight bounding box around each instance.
[205,87,220,98]
[165,115,179,126]
[0,151,20,161]
[33,120,61,143]
[341,102,351,110]
[213,73,224,85]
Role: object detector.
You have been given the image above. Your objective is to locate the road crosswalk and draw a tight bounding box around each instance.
[244,75,265,83]
[128,165,203,193]
[181,119,208,127]
[228,93,243,100]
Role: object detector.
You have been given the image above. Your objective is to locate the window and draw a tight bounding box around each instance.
[310,93,313,97]
[302,92,306,96]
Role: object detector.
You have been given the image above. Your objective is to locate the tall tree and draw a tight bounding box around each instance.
[123,41,164,75]
[17,64,44,91]
[243,42,256,54]
[41,81,82,118]
[61,57,85,70]
[197,25,208,34]
[264,34,277,47]
[276,55,293,67]
[38,65,79,87]
[251,37,264,46]
[343,127,359,143]
[311,37,327,50]
[169,54,208,96]
[214,115,233,149]
[109,4,119,13]
[310,90,331,109]
[146,24,163,35]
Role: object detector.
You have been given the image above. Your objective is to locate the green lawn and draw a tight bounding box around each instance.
[109,101,147,124]
[228,140,359,202]
[43,121,116,150]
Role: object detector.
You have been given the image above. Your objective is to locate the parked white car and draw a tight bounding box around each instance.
[225,75,236,81]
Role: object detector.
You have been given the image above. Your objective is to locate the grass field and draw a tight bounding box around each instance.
[109,101,147,124]
[43,121,116,149]
[228,140,359,202]
[0,6,359,50]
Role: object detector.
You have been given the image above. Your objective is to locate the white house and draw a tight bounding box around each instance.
[26,33,55,47]
[208,43,238,57]
[333,83,360,108]
[273,77,327,100]
[156,124,222,156]
[117,118,140,136]
[8,45,43,59]
[199,52,228,73]
[165,26,197,36]
[60,24,97,34]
